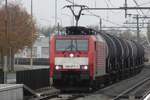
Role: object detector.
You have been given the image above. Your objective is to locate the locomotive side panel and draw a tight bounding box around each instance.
[88,36,96,80]
[50,35,55,78]
[95,41,106,76]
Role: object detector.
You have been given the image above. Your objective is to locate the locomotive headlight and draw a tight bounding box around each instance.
[55,65,62,70]
[69,53,74,58]
[83,65,88,70]
[80,65,88,70]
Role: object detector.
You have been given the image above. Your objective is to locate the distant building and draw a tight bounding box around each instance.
[15,34,49,58]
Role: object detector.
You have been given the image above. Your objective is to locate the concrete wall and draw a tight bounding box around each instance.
[0,84,23,100]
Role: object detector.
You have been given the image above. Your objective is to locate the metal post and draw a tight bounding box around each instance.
[9,47,11,71]
[100,18,102,32]
[30,0,33,66]
[5,0,8,34]
[55,0,57,26]
[72,0,74,26]
[76,19,78,26]
[58,23,60,35]
[147,21,150,45]
[4,56,7,83]
[136,15,140,42]
[125,0,127,17]
[133,15,140,42]
[4,0,8,83]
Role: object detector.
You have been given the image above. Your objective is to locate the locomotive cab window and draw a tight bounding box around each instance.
[56,40,88,51]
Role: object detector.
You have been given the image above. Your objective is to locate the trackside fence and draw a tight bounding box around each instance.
[16,68,50,90]
[15,58,49,65]
[0,69,4,83]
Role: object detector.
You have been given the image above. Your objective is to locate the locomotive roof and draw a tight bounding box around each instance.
[65,26,96,35]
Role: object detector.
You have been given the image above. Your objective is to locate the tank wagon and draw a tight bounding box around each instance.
[50,26,144,90]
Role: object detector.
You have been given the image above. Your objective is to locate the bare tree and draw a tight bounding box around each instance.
[38,25,64,37]
[0,3,37,71]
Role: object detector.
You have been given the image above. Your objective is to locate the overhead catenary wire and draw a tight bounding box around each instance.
[132,0,146,27]
[143,0,150,16]
[139,1,150,6]
[107,0,115,7]
[64,0,126,28]
[133,0,145,16]
[86,10,122,26]
[85,4,130,28]
[64,0,150,32]
[104,0,109,20]
[105,0,122,14]
[131,3,142,16]
[65,0,77,5]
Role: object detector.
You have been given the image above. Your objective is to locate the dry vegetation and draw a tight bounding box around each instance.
[0,3,37,71]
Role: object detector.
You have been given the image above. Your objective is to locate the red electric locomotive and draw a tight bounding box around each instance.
[50,26,144,90]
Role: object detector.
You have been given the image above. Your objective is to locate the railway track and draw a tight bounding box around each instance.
[83,65,150,100]
[48,93,88,100]
[28,87,89,100]
[111,77,150,100]
[27,87,60,100]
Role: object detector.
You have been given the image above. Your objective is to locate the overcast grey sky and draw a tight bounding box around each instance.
[6,0,150,30]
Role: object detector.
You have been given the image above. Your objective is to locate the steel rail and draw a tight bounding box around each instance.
[84,7,150,10]
[111,77,150,100]
[142,89,150,100]
[23,85,60,100]
[47,93,89,100]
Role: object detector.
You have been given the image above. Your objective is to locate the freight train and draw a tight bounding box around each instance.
[50,26,144,90]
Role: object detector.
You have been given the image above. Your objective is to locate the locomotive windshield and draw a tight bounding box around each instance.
[56,40,88,51]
